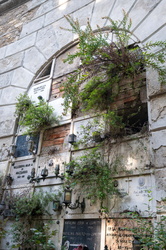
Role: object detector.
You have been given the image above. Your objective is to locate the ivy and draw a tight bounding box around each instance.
[15,94,60,135]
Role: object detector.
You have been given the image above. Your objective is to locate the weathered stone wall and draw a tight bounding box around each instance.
[0,0,166,249]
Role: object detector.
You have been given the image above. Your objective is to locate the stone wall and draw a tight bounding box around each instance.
[0,0,166,249]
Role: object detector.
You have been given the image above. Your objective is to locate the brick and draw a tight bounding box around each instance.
[42,138,64,147]
[46,131,69,140]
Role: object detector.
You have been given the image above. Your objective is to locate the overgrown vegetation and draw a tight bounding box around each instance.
[15,93,59,135]
[7,191,61,249]
[64,148,121,212]
[61,12,166,136]
[128,212,166,249]
[0,219,7,245]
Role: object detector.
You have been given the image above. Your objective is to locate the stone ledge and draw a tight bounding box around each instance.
[0,0,30,15]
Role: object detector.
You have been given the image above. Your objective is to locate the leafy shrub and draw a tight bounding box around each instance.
[9,191,61,250]
[15,94,59,135]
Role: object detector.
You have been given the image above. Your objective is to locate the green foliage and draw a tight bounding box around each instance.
[128,212,166,250]
[29,224,57,250]
[15,94,59,135]
[61,13,166,134]
[10,191,60,219]
[64,148,120,211]
[0,219,7,243]
[9,191,61,250]
[11,221,56,250]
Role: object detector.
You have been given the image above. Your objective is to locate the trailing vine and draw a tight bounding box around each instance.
[61,12,166,135]
[15,93,60,135]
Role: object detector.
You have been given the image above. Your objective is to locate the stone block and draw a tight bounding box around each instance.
[145,25,166,44]
[34,0,60,18]
[0,52,24,74]
[129,0,161,30]
[0,46,6,60]
[44,0,93,26]
[134,0,166,41]
[5,33,36,57]
[50,18,74,53]
[0,86,24,105]
[150,130,166,167]
[49,97,71,121]
[11,67,34,88]
[106,0,136,23]
[72,2,94,25]
[149,94,166,131]
[44,6,64,27]
[0,105,16,138]
[53,45,80,78]
[146,68,161,97]
[151,130,166,150]
[25,0,46,11]
[35,25,60,59]
[20,15,45,38]
[23,47,46,74]
[65,0,93,15]
[90,0,115,29]
[0,137,13,161]
[0,162,8,178]
[155,169,166,190]
[0,71,13,88]
[155,169,166,200]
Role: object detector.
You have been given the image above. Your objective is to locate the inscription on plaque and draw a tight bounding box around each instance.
[106,219,137,250]
[10,159,34,185]
[62,219,101,250]
[28,80,51,102]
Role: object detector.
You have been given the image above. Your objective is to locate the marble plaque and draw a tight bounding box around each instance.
[28,79,51,102]
[10,159,34,185]
[106,219,136,250]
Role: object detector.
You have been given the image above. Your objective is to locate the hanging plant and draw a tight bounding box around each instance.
[15,93,60,135]
[61,12,166,135]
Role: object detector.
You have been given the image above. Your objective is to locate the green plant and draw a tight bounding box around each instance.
[11,221,56,250]
[128,212,166,249]
[0,219,7,244]
[9,191,61,250]
[10,190,60,218]
[61,13,166,135]
[15,93,60,135]
[29,224,57,250]
[64,148,121,212]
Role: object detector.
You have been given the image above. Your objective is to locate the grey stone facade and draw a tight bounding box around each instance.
[0,0,166,249]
